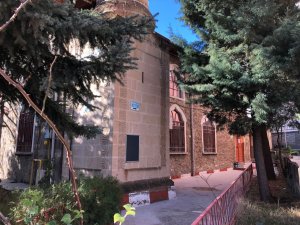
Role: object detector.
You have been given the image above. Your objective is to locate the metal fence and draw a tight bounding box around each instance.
[191,164,253,225]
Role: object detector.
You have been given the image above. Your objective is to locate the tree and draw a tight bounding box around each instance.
[0,0,151,223]
[0,0,151,139]
[177,0,300,201]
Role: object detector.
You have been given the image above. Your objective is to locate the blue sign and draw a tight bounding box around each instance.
[130,101,140,111]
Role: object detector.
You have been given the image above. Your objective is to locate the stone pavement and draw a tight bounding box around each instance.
[123,168,245,225]
[0,179,29,191]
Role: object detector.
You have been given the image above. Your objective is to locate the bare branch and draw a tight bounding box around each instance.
[0,68,83,225]
[42,56,58,115]
[0,212,11,225]
[0,0,31,33]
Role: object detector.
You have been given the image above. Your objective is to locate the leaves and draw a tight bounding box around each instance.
[0,0,151,138]
[177,0,300,133]
[113,204,136,225]
[114,213,125,224]
[61,214,72,225]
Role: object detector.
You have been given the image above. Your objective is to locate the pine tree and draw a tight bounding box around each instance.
[178,0,300,201]
[0,0,151,138]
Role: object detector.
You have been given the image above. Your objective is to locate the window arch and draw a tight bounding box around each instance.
[169,69,185,99]
[201,116,217,154]
[169,105,186,153]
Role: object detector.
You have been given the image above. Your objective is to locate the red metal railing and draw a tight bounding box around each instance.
[191,164,253,225]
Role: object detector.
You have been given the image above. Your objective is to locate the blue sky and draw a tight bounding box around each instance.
[149,0,198,42]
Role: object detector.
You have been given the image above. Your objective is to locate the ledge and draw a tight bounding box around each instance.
[170,96,185,102]
[170,152,188,155]
[202,152,218,155]
[124,162,161,170]
[15,152,33,156]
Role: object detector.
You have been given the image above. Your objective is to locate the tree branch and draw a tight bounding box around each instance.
[0,212,11,225]
[0,68,83,225]
[42,56,58,115]
[0,0,31,33]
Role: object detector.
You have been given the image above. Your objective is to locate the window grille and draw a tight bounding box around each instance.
[170,110,185,152]
[16,108,35,153]
[203,120,216,153]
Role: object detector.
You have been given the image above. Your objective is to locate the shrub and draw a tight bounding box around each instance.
[10,176,122,225]
[10,184,76,225]
[78,176,122,225]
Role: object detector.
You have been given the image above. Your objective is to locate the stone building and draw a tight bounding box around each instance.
[0,0,170,184]
[0,0,254,185]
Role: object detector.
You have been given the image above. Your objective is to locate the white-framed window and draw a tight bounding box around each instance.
[201,116,217,154]
[169,104,187,153]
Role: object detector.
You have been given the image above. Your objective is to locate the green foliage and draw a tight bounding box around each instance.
[10,184,77,225]
[114,204,136,225]
[177,0,300,134]
[0,0,151,138]
[10,176,122,225]
[78,176,122,225]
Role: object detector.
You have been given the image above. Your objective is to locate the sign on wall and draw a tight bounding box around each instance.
[130,101,140,111]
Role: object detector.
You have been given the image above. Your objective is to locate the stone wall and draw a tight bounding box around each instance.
[62,82,115,179]
[0,104,19,180]
[111,34,170,182]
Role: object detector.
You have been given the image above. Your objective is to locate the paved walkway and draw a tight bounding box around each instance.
[0,179,29,191]
[123,168,244,225]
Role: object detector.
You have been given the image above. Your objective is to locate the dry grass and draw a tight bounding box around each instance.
[236,172,300,225]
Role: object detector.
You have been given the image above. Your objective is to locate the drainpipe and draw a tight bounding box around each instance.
[189,93,195,176]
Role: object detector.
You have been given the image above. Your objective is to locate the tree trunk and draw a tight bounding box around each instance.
[276,127,285,174]
[253,124,272,202]
[261,125,276,180]
[0,102,4,148]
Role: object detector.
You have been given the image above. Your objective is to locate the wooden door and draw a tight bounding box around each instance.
[235,136,245,162]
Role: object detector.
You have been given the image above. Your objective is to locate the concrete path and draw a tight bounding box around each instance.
[0,179,29,191]
[123,169,244,225]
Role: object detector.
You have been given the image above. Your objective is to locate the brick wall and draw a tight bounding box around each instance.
[169,98,247,177]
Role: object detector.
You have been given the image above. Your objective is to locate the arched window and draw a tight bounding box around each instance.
[169,70,184,99]
[202,117,217,154]
[169,105,186,153]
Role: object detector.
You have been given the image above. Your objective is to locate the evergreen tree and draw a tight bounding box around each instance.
[0,0,151,138]
[178,0,300,201]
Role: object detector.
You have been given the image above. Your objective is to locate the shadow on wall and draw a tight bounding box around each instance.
[1,81,114,183]
[70,82,114,178]
[0,104,19,181]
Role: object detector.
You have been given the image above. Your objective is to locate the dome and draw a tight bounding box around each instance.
[95,0,151,18]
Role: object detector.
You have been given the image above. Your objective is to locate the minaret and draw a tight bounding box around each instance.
[95,0,151,18]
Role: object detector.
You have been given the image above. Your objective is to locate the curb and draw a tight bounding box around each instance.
[121,186,176,207]
[171,167,232,179]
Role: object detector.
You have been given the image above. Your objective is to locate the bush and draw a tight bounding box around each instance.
[78,176,122,225]
[10,176,122,225]
[10,183,76,225]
